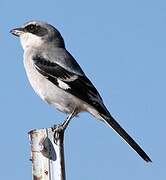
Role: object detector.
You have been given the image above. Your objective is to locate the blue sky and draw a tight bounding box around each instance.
[0,0,165,179]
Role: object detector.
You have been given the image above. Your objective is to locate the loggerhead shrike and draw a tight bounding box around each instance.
[10,20,151,162]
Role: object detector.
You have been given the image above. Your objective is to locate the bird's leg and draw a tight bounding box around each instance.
[52,109,76,131]
[61,109,76,130]
[53,109,77,144]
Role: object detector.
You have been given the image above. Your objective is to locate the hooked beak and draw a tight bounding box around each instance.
[10,27,25,37]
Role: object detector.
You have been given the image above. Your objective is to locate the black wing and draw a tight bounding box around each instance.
[33,55,109,115]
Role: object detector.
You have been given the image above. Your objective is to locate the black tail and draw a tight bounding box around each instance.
[101,114,152,162]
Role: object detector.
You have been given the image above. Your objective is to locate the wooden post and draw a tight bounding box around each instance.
[29,124,66,180]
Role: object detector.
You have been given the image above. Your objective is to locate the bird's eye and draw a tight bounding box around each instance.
[29,25,35,30]
[25,24,39,34]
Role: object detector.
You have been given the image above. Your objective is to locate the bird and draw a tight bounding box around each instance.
[10,20,151,162]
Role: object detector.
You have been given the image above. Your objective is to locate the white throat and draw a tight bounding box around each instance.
[20,33,44,50]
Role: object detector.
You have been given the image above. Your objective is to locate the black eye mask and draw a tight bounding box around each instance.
[24,24,48,37]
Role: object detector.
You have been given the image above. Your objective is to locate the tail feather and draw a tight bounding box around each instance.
[101,114,152,162]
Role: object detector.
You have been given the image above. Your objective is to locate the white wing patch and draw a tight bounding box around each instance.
[57,79,71,90]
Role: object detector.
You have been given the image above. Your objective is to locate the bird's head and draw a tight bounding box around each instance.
[10,20,65,50]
